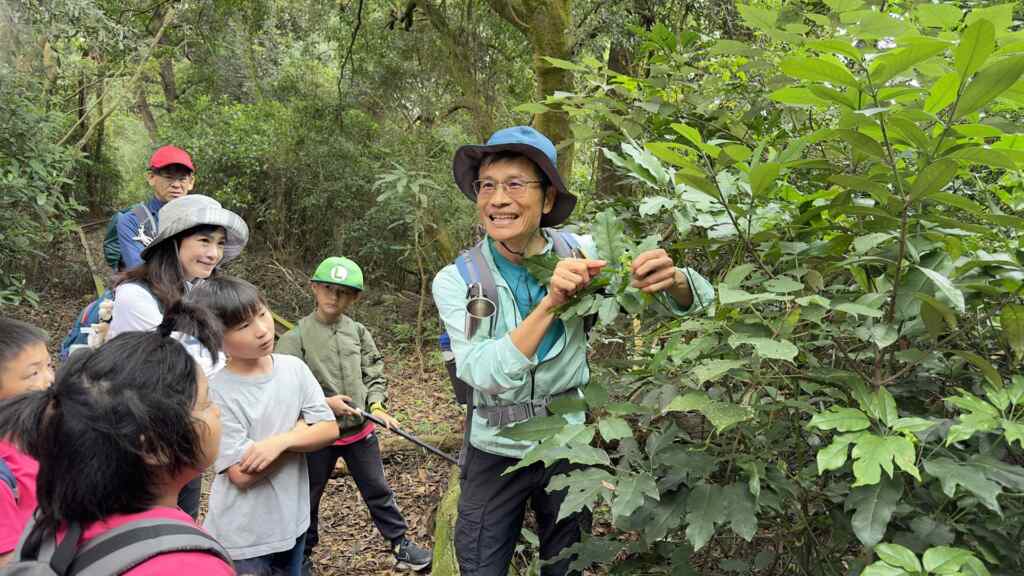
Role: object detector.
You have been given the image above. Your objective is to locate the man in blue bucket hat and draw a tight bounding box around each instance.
[433,126,715,575]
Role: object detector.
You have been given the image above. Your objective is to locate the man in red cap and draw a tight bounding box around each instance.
[115,145,196,270]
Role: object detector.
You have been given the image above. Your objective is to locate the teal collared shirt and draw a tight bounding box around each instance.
[432,230,715,458]
[489,237,564,361]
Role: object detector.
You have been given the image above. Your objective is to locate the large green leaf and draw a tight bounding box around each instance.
[727,335,799,361]
[870,39,949,85]
[956,19,996,80]
[909,160,958,202]
[548,469,615,521]
[924,72,960,114]
[643,488,689,544]
[817,432,861,473]
[861,563,911,576]
[846,475,902,547]
[945,146,1019,170]
[693,358,747,385]
[921,547,977,574]
[916,3,962,29]
[809,406,871,432]
[851,434,920,486]
[835,129,886,159]
[598,416,633,441]
[954,55,1024,119]
[523,250,560,285]
[875,543,922,573]
[780,56,859,89]
[611,471,659,519]
[925,457,1003,514]
[664,391,753,432]
[916,266,965,314]
[749,162,780,196]
[592,208,628,264]
[499,415,569,441]
[685,483,726,550]
[736,4,778,33]
[721,483,757,541]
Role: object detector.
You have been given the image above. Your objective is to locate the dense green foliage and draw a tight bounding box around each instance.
[4,0,1024,574]
[505,3,1024,575]
[0,67,82,305]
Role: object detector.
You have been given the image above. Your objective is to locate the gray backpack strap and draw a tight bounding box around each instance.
[457,241,498,340]
[67,518,232,576]
[12,517,81,574]
[128,203,157,247]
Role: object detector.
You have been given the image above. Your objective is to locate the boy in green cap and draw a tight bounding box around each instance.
[276,256,432,573]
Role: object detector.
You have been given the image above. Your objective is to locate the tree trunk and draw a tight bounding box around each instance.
[158,56,177,111]
[524,0,573,178]
[484,0,575,178]
[594,40,633,201]
[136,84,159,142]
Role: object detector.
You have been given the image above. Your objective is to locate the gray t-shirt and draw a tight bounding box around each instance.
[204,354,335,560]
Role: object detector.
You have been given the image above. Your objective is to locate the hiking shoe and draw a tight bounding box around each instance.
[392,537,432,572]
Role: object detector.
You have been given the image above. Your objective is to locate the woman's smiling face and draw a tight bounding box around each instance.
[475,156,555,246]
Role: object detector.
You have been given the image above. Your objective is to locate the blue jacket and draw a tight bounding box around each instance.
[432,230,715,458]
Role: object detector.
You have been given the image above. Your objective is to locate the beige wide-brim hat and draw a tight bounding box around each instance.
[140,195,249,264]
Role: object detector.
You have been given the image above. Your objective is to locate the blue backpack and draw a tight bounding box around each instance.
[58,290,114,361]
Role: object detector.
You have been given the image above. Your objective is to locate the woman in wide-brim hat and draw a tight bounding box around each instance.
[434,126,716,576]
[107,194,249,341]
[105,193,248,521]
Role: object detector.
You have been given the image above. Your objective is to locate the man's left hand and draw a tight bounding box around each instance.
[630,249,682,293]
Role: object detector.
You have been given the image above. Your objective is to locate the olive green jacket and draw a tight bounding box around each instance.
[276,313,387,435]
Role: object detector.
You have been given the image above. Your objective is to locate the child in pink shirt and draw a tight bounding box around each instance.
[0,317,54,563]
[0,304,233,573]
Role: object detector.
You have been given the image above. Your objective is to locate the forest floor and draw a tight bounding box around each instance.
[10,227,464,575]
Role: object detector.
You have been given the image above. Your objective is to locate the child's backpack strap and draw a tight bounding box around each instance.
[65,518,232,576]
[0,457,16,500]
[9,517,82,575]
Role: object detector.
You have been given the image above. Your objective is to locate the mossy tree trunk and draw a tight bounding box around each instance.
[484,0,574,178]
[431,465,462,575]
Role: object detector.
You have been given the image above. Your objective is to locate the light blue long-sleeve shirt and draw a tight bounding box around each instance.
[432,229,715,458]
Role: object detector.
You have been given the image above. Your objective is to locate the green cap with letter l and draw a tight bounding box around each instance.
[312,256,364,291]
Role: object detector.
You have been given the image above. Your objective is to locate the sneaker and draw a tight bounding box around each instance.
[392,537,432,572]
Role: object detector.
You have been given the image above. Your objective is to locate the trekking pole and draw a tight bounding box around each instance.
[354,407,459,465]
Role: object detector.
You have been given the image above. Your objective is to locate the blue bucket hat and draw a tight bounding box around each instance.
[452,126,577,227]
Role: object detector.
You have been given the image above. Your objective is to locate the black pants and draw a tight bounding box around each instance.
[455,444,589,576]
[178,475,202,519]
[304,433,408,557]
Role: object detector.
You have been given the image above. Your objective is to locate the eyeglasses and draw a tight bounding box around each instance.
[472,178,542,200]
[155,171,194,183]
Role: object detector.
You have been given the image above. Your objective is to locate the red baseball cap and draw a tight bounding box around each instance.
[148,145,195,171]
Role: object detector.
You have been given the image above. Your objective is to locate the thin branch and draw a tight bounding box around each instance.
[338,0,365,97]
